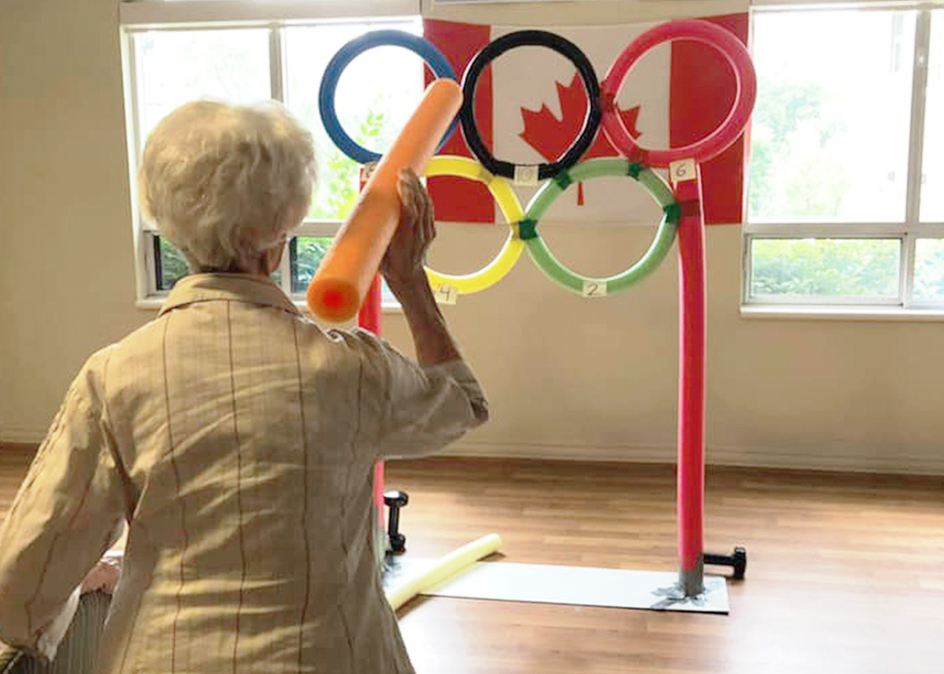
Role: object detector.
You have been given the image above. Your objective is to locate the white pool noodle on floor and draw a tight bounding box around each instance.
[385,533,502,611]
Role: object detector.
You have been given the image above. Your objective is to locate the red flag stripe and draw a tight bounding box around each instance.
[670,13,750,225]
[423,19,495,223]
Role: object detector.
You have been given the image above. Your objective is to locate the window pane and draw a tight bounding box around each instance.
[154,235,189,291]
[135,29,271,146]
[749,11,916,223]
[380,281,396,306]
[290,236,399,306]
[283,20,424,221]
[291,236,333,294]
[750,239,900,299]
[155,235,285,292]
[921,12,944,222]
[913,239,944,302]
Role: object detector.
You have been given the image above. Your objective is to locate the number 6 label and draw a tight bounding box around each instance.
[669,158,697,185]
[582,281,608,298]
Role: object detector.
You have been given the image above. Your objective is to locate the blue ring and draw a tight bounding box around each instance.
[319,30,458,165]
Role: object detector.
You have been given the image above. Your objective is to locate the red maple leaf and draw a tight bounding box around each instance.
[520,74,641,204]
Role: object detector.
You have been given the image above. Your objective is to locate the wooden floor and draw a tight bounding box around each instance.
[3,445,944,673]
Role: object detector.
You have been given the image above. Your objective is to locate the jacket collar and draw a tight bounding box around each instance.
[158,273,301,317]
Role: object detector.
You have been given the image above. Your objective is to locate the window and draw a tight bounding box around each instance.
[123,7,424,308]
[745,6,943,314]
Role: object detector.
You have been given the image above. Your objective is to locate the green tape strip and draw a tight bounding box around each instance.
[517,218,539,241]
[553,170,574,191]
[663,202,681,225]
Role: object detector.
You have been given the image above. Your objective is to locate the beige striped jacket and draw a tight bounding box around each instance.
[0,273,488,674]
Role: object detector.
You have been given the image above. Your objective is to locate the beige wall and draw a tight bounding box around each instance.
[0,0,144,439]
[1,0,942,474]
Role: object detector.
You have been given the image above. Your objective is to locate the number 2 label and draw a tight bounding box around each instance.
[582,281,607,298]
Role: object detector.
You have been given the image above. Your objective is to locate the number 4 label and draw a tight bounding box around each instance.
[434,284,458,305]
[582,281,607,298]
[669,158,697,185]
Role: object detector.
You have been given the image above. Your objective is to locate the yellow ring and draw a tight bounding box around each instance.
[424,156,525,295]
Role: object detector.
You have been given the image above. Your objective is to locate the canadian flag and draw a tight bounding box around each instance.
[423,14,749,225]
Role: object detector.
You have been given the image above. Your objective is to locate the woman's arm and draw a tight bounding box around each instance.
[0,349,126,660]
[343,169,487,458]
[381,169,462,368]
[385,272,461,368]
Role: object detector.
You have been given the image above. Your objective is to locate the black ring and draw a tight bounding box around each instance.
[459,30,602,182]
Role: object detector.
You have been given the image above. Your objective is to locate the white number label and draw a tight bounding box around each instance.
[669,158,697,185]
[582,281,608,298]
[434,284,458,305]
[514,164,539,186]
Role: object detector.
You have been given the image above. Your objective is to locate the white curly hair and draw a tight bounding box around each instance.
[139,100,316,273]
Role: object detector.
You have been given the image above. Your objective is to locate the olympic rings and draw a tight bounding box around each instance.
[315,20,757,300]
[459,30,602,184]
[319,30,458,165]
[522,159,679,295]
[423,156,526,295]
[601,20,756,167]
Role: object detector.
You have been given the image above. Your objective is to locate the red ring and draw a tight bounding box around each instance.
[601,20,756,167]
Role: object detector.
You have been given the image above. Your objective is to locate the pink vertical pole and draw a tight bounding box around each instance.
[358,275,385,530]
[674,166,706,597]
[357,164,386,535]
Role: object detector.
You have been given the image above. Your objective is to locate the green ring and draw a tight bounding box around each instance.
[522,158,678,295]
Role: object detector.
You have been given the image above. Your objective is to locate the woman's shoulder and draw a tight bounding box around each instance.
[293,323,413,386]
[321,326,409,368]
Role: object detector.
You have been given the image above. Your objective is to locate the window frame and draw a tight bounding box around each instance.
[119,1,422,28]
[121,4,421,311]
[743,4,944,319]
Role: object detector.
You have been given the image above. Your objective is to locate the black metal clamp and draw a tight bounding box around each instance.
[383,490,409,553]
[703,547,748,580]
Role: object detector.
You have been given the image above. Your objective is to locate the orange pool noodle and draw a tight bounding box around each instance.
[306,79,463,322]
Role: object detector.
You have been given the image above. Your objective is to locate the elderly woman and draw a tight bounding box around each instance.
[0,100,487,673]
